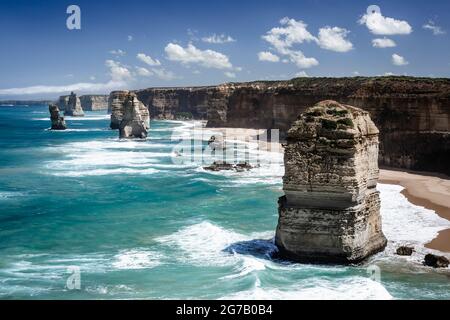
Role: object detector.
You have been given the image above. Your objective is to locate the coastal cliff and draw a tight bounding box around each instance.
[79,95,108,111]
[135,77,450,175]
[276,100,387,263]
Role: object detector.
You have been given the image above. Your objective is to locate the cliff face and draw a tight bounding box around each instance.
[136,77,450,175]
[135,87,211,120]
[79,95,108,111]
[276,100,387,263]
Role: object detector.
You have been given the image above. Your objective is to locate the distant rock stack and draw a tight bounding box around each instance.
[118,92,150,139]
[108,91,129,129]
[48,104,67,130]
[275,100,387,264]
[63,92,84,117]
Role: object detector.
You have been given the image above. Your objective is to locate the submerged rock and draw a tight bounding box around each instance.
[204,161,253,172]
[396,246,414,256]
[275,100,387,264]
[119,92,150,139]
[424,254,449,268]
[48,104,67,130]
[62,92,84,117]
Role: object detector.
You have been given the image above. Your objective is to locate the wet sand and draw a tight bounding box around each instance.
[380,169,450,252]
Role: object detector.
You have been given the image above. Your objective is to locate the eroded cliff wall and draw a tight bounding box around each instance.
[135,77,450,175]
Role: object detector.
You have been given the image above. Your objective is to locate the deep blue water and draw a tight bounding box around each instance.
[0,105,449,299]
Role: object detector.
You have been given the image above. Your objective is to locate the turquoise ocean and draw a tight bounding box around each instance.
[0,105,449,300]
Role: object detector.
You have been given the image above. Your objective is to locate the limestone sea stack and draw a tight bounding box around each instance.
[275,100,387,264]
[118,92,150,139]
[48,104,67,130]
[63,92,84,117]
[109,91,129,129]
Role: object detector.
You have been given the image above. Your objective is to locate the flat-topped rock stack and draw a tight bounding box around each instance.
[60,92,84,117]
[275,100,387,264]
[113,92,150,139]
[48,104,67,130]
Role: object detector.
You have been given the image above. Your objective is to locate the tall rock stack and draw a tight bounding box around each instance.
[119,92,150,139]
[64,92,84,117]
[109,91,129,129]
[48,104,67,130]
[275,100,387,264]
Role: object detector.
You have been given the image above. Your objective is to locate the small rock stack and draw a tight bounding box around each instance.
[63,92,84,117]
[276,100,387,264]
[118,92,150,139]
[48,104,67,130]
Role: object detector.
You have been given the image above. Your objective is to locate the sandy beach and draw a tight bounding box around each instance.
[207,127,450,253]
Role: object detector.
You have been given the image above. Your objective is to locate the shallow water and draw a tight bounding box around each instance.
[0,105,449,300]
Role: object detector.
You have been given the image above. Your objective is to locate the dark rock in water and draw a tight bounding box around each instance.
[61,92,84,117]
[275,100,387,264]
[119,92,150,139]
[424,254,449,268]
[204,161,253,172]
[207,135,225,151]
[396,246,414,256]
[48,104,66,130]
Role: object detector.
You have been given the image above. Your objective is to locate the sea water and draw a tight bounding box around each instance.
[0,105,449,300]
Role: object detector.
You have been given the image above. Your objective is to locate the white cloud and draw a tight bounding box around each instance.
[372,37,396,48]
[89,76,96,81]
[135,67,152,77]
[392,54,409,66]
[352,71,360,76]
[384,72,395,76]
[202,34,236,44]
[294,71,309,77]
[128,35,133,41]
[165,43,233,69]
[261,17,319,69]
[317,26,353,52]
[224,72,236,78]
[423,20,446,35]
[137,53,161,66]
[287,51,319,68]
[359,10,412,35]
[192,70,201,74]
[109,49,126,56]
[258,51,280,62]
[151,68,178,81]
[0,60,132,95]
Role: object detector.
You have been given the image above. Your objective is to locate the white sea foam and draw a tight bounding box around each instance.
[46,128,108,132]
[0,191,23,200]
[34,114,109,121]
[51,167,159,177]
[221,277,392,300]
[112,249,162,270]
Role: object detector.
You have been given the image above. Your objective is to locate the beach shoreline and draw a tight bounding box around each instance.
[206,126,450,253]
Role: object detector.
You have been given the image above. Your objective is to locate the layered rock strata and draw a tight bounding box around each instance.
[118,92,150,139]
[48,104,67,130]
[135,77,450,175]
[79,95,108,111]
[60,92,84,117]
[275,100,387,264]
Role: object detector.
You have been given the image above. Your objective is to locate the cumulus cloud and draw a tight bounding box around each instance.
[0,60,132,95]
[287,51,319,68]
[317,26,353,52]
[137,53,161,66]
[128,35,133,41]
[392,54,409,66]
[294,71,309,77]
[423,20,446,35]
[359,9,412,35]
[151,68,178,81]
[202,34,236,44]
[165,43,233,69]
[135,67,152,77]
[258,51,280,62]
[372,37,396,48]
[109,49,126,56]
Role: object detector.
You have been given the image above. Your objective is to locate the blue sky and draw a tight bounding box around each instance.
[0,0,449,99]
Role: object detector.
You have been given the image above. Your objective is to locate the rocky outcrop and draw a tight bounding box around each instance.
[275,100,387,264]
[424,254,449,268]
[136,77,450,175]
[79,95,108,111]
[396,246,414,256]
[117,92,150,139]
[48,104,66,130]
[60,92,84,117]
[204,161,253,172]
[108,91,129,129]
